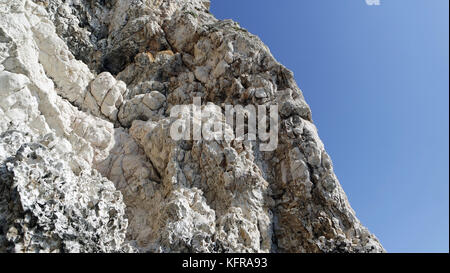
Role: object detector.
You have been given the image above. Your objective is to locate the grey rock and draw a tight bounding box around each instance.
[143,91,166,111]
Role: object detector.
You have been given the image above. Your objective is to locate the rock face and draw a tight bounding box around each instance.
[0,0,384,253]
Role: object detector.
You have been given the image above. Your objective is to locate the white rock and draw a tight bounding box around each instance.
[91,72,116,104]
[254,88,268,98]
[0,0,384,254]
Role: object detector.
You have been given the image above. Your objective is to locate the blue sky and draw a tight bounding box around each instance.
[211,0,449,253]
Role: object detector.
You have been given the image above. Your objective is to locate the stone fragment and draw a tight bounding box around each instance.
[254,88,268,99]
[142,91,166,111]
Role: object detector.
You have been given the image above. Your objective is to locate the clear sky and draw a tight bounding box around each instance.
[211,0,449,253]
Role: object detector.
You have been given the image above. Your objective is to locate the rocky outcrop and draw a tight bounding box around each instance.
[0,130,131,252]
[0,0,384,253]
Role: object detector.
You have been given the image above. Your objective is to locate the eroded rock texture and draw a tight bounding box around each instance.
[0,0,384,253]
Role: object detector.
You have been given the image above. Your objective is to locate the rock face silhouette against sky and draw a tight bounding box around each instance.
[212,0,449,252]
[0,0,447,253]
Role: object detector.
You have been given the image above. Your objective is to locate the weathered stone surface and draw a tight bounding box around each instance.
[0,129,132,253]
[0,0,384,253]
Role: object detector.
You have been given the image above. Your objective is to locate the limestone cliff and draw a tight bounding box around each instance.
[0,0,384,253]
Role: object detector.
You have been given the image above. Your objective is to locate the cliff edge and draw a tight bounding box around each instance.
[0,0,384,253]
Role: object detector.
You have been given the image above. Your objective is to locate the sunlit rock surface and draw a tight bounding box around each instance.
[0,0,384,253]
